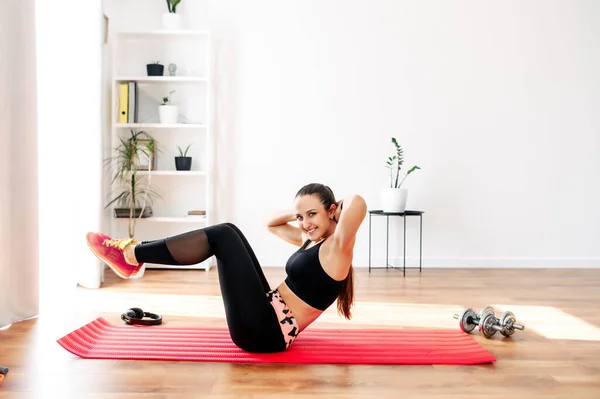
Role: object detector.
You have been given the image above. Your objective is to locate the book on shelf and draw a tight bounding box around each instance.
[187,210,206,216]
[118,81,138,123]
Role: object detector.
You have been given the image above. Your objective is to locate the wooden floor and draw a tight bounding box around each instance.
[1,267,600,398]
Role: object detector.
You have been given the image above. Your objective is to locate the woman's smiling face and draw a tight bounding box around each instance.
[294,194,335,242]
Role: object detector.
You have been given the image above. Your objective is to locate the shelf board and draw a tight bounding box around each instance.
[114,76,207,83]
[146,216,208,223]
[137,171,207,176]
[116,30,210,38]
[117,216,208,223]
[115,123,207,129]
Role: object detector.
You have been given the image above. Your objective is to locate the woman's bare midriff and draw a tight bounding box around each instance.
[276,281,323,332]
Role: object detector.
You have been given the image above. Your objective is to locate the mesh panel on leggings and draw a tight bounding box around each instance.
[164,229,213,265]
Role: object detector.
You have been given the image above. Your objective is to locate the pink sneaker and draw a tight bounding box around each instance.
[86,232,143,279]
[94,232,145,277]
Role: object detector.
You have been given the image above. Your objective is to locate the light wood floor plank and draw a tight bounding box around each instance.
[1,267,599,398]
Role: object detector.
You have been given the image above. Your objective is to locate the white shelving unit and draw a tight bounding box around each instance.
[108,30,214,272]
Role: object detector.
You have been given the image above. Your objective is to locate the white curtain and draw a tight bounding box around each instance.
[0,0,40,328]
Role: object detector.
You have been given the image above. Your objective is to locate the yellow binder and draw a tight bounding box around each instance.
[118,83,129,123]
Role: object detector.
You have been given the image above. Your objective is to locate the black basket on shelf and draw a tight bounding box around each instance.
[113,208,153,218]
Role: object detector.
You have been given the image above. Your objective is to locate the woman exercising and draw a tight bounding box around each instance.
[86,183,367,353]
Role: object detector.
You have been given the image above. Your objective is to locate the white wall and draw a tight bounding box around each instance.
[103,0,600,268]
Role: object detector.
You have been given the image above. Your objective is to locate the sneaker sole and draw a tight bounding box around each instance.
[86,233,131,279]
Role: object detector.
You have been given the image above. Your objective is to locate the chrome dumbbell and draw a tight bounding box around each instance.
[453,306,496,334]
[496,311,525,337]
[479,310,525,338]
[478,311,500,338]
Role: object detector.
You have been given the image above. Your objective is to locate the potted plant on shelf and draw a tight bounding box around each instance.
[175,144,193,171]
[381,137,420,213]
[162,0,182,30]
[104,130,161,238]
[158,90,178,124]
[146,61,164,77]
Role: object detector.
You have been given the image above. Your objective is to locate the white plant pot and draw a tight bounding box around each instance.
[158,105,179,124]
[77,259,103,289]
[381,188,408,213]
[161,13,182,30]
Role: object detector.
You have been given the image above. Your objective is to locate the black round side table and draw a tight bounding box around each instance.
[368,210,424,276]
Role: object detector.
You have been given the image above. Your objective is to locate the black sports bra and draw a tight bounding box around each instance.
[284,239,345,310]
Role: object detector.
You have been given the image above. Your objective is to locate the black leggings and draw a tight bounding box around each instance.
[133,223,287,353]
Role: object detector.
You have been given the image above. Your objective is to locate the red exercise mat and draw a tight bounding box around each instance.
[57,317,496,365]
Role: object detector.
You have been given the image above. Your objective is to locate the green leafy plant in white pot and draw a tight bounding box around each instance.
[158,90,178,124]
[104,130,161,235]
[104,130,162,279]
[381,137,420,213]
[162,0,182,30]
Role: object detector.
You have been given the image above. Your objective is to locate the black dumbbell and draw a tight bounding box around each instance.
[453,306,496,334]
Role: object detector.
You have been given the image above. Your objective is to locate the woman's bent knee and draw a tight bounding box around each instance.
[204,223,238,246]
[223,222,242,233]
[207,223,236,235]
[210,222,239,234]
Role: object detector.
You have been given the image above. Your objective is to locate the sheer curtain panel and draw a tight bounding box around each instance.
[0,0,40,328]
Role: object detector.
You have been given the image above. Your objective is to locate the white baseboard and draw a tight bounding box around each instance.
[103,257,600,270]
[258,256,600,268]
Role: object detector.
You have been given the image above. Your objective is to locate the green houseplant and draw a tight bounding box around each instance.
[104,130,161,238]
[158,89,178,124]
[381,137,420,212]
[162,0,182,30]
[166,0,181,13]
[175,143,193,171]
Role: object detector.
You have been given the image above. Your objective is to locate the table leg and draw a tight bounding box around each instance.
[420,214,423,273]
[386,215,389,269]
[368,212,372,273]
[403,215,406,277]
